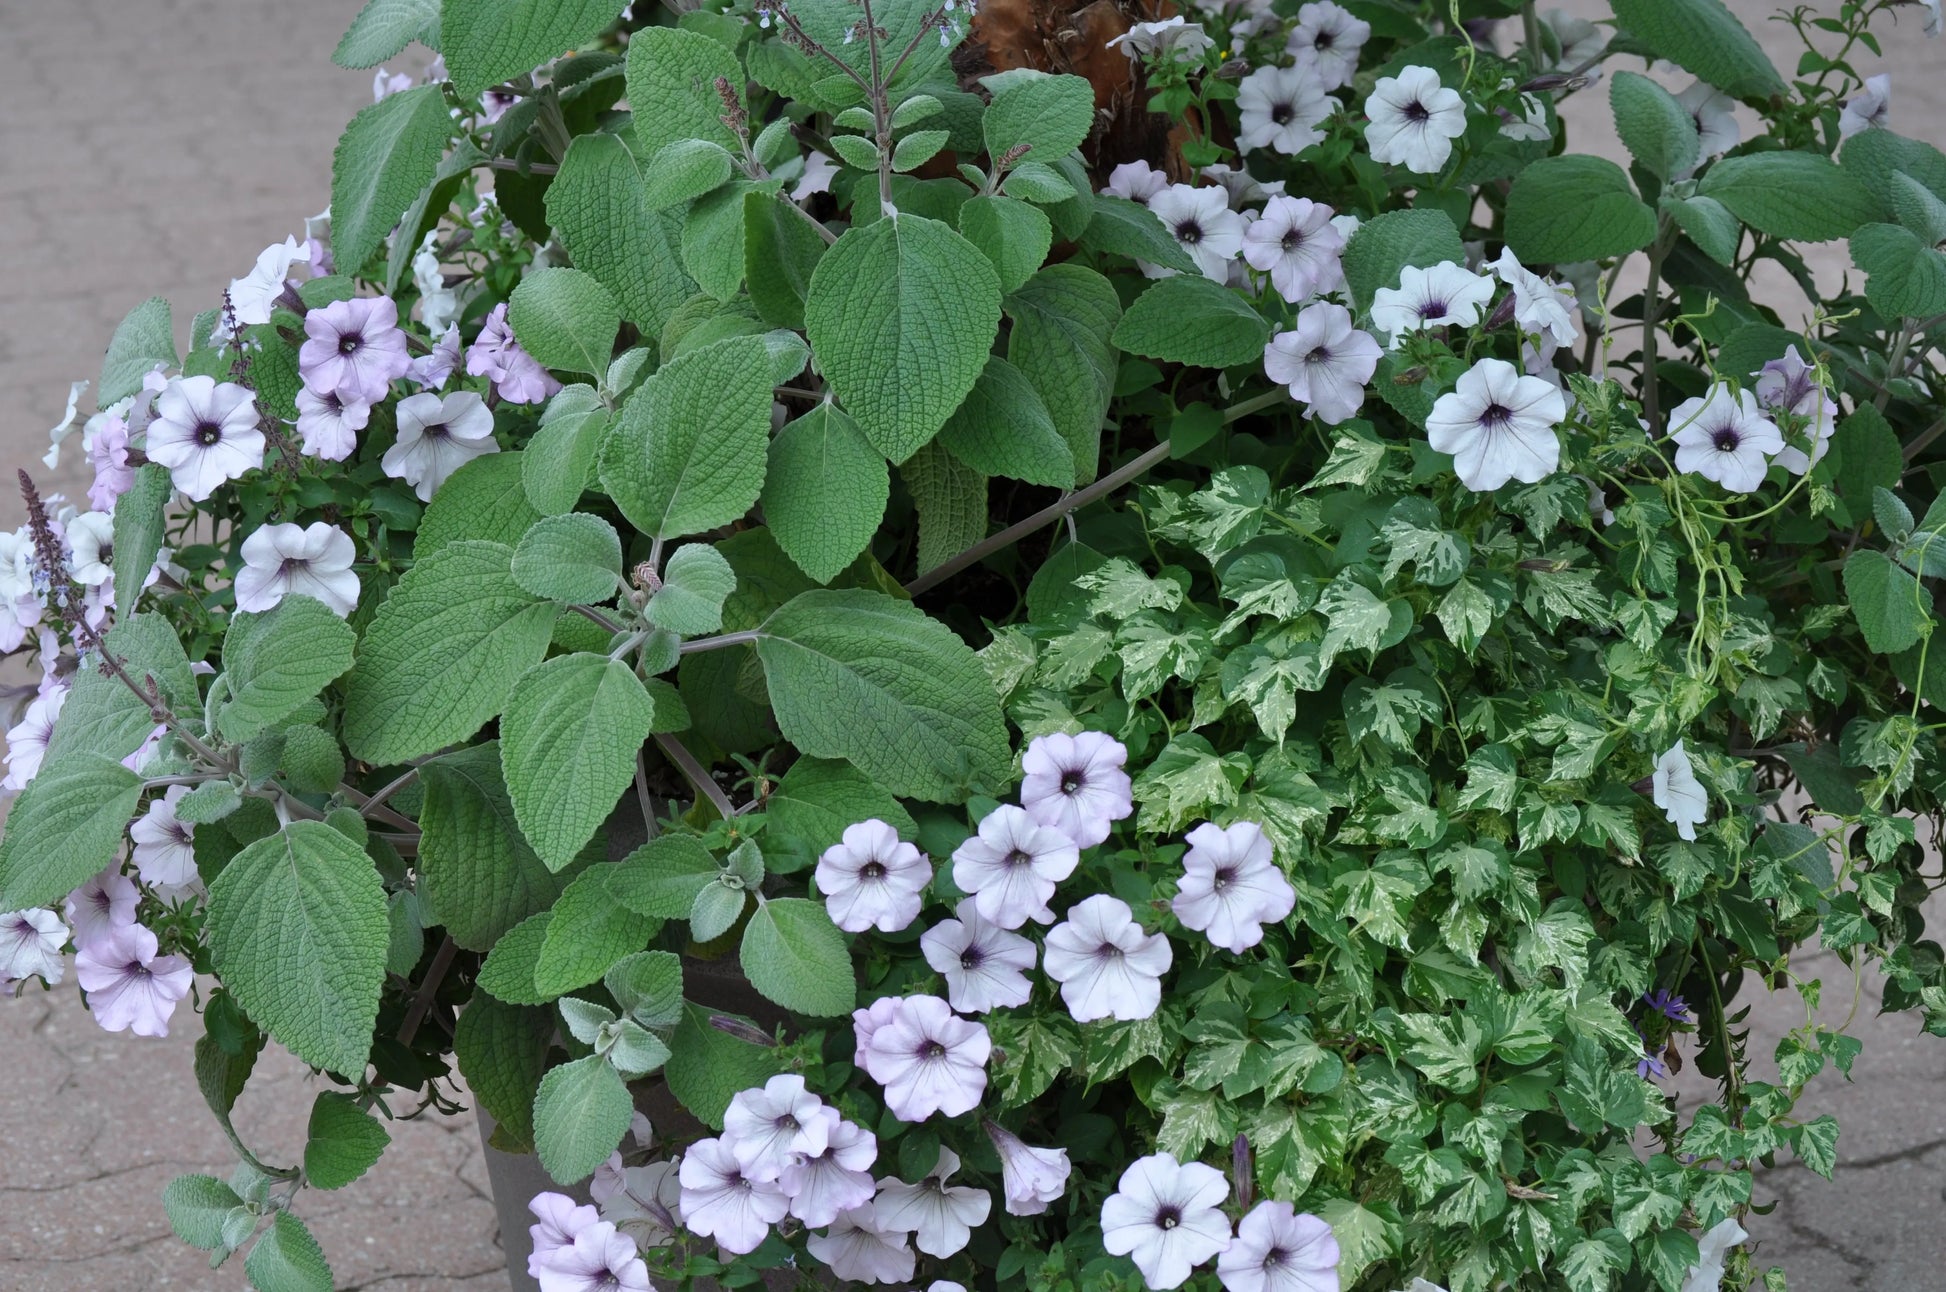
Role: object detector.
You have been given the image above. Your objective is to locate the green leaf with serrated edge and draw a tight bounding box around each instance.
[478,911,553,1004]
[100,297,175,405]
[509,268,620,377]
[546,133,693,335]
[1505,155,1656,263]
[0,754,144,911]
[534,866,659,997]
[334,0,440,68]
[46,613,195,766]
[442,0,620,95]
[741,897,855,1016]
[689,878,747,942]
[331,85,452,274]
[605,949,684,1026]
[957,195,1052,296]
[1077,195,1199,275]
[533,1053,633,1185]
[523,386,610,516]
[217,596,357,744]
[983,70,1095,165]
[343,541,558,765]
[745,190,828,330]
[598,334,770,539]
[163,1174,243,1250]
[245,1212,333,1292]
[207,822,388,1077]
[1664,194,1740,265]
[762,403,889,584]
[683,180,761,301]
[1341,208,1466,315]
[665,1001,784,1129]
[419,743,580,951]
[755,588,1011,801]
[106,464,170,617]
[1611,0,1783,99]
[1851,223,1946,320]
[303,1092,390,1190]
[1699,152,1881,243]
[512,512,623,604]
[416,453,542,558]
[646,544,737,635]
[891,129,949,172]
[607,834,720,918]
[1844,548,1933,655]
[1113,276,1271,369]
[177,782,243,825]
[935,354,1074,488]
[1005,263,1120,484]
[503,654,657,871]
[641,138,735,211]
[903,440,988,574]
[627,25,743,154]
[1609,71,1699,181]
[1003,160,1076,204]
[278,725,347,794]
[454,996,550,1149]
[805,214,1002,462]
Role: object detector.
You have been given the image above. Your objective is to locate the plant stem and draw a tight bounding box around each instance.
[359,766,422,820]
[634,750,660,841]
[778,193,839,246]
[571,604,623,633]
[1639,216,1676,437]
[1876,322,1912,413]
[655,732,737,820]
[397,935,457,1048]
[860,0,894,216]
[679,628,761,655]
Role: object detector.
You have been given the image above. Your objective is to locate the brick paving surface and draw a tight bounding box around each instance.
[1,1,1943,1289]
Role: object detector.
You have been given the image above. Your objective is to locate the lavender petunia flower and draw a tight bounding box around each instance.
[1669,384,1783,493]
[1217,1201,1340,1292]
[3,684,66,793]
[0,908,67,986]
[858,994,991,1121]
[1426,357,1567,492]
[1243,198,1346,306]
[64,512,115,587]
[88,417,135,512]
[1101,1153,1233,1290]
[228,236,311,327]
[1841,73,1892,139]
[1285,1,1369,91]
[874,1146,992,1258]
[299,297,412,405]
[65,868,138,950]
[1020,730,1134,847]
[293,387,371,462]
[1102,161,1169,205]
[852,995,901,1065]
[816,819,932,933]
[1200,164,1287,211]
[985,1120,1072,1216]
[130,786,198,888]
[146,375,265,502]
[722,1074,838,1184]
[1236,65,1332,156]
[1753,345,1837,474]
[383,390,499,501]
[1172,820,1296,954]
[919,898,1037,1014]
[1264,303,1382,426]
[597,1160,684,1250]
[408,323,465,390]
[532,1220,652,1292]
[1043,894,1172,1023]
[1652,739,1707,842]
[1370,261,1495,347]
[1365,66,1466,174]
[74,922,192,1037]
[529,1191,602,1277]
[1675,82,1738,170]
[467,303,562,405]
[805,1206,916,1285]
[1491,248,1580,351]
[235,521,360,617]
[951,804,1080,929]
[779,1116,877,1227]
[678,1135,788,1254]
[1147,184,1247,282]
[1107,17,1216,64]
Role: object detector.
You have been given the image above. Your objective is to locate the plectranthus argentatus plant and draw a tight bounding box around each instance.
[3,0,1946,1289]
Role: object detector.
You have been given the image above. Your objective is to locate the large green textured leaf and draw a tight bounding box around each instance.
[334,0,441,68]
[1664,194,1741,265]
[1609,72,1699,182]
[46,613,195,766]
[626,26,744,154]
[331,85,452,274]
[646,544,737,635]
[805,214,1002,462]
[343,540,559,765]
[454,996,551,1149]
[741,897,855,1016]
[512,512,623,604]
[641,138,735,211]
[937,355,1075,488]
[534,866,659,997]
[418,743,578,951]
[1851,223,1946,320]
[755,588,1011,800]
[218,596,357,744]
[0,754,144,911]
[903,441,988,574]
[523,386,609,516]
[958,195,1053,296]
[162,1174,244,1250]
[502,653,657,870]
[1505,156,1657,263]
[665,1001,785,1128]
[546,133,693,335]
[983,71,1095,167]
[762,758,917,874]
[244,1212,333,1292]
[1841,129,1946,212]
[763,403,890,583]
[534,1054,633,1184]
[1699,153,1881,243]
[1005,263,1121,484]
[1077,196,1199,275]
[1113,277,1270,370]
[509,267,620,376]
[478,912,554,1004]
[443,0,620,94]
[304,1091,391,1190]
[416,452,543,558]
[608,834,721,918]
[1845,548,1933,655]
[1341,208,1467,315]
[207,822,389,1077]
[99,297,175,405]
[746,189,828,330]
[682,180,761,301]
[1611,0,1784,100]
[111,463,171,614]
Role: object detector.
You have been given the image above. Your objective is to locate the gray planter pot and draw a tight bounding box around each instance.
[476,1103,589,1292]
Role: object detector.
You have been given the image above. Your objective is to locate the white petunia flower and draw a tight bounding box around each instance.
[1217,1200,1340,1292]
[1172,820,1296,953]
[1201,164,1287,211]
[1839,73,1891,139]
[130,786,199,888]
[74,922,193,1037]
[235,522,360,617]
[64,511,115,587]
[951,804,1080,929]
[1543,9,1607,73]
[1264,303,1383,426]
[65,868,138,953]
[919,898,1037,1014]
[1679,1218,1748,1292]
[228,237,311,327]
[293,387,371,461]
[1652,739,1708,842]
[1020,730,1133,847]
[146,376,265,502]
[1103,161,1170,206]
[412,230,462,334]
[1148,184,1247,283]
[1043,894,1172,1023]
[1243,197,1347,305]
[778,1116,877,1228]
[43,379,91,470]
[1491,247,1580,351]
[1237,65,1332,156]
[1754,346,1837,475]
[722,1074,838,1184]
[858,994,991,1121]
[805,1207,916,1285]
[1365,66,1467,174]
[383,389,498,501]
[1286,1,1369,91]
[815,819,932,933]
[1369,261,1496,348]
[985,1120,1072,1216]
[1107,17,1215,64]
[678,1135,788,1254]
[873,1147,992,1258]
[596,1161,683,1250]
[1675,82,1738,170]
[1668,384,1783,493]
[1425,357,1566,491]
[0,908,67,986]
[1100,1153,1233,1290]
[3,684,67,793]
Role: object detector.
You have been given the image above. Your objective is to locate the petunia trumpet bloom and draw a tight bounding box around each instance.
[531,1220,652,1292]
[299,296,412,405]
[985,1120,1072,1216]
[857,993,991,1120]
[1285,1,1369,91]
[1365,66,1467,173]
[1019,730,1134,848]
[873,1146,992,1257]
[805,1206,916,1285]
[1043,894,1173,1023]
[1216,1200,1340,1292]
[383,390,499,501]
[1236,65,1332,156]
[73,922,193,1037]
[1425,357,1567,492]
[129,785,199,888]
[722,1073,838,1184]
[1173,820,1297,953]
[527,1191,601,1279]
[0,908,68,987]
[778,1115,877,1227]
[815,819,932,933]
[678,1135,788,1254]
[234,521,360,617]
[1100,1152,1233,1290]
[1264,303,1382,426]
[951,804,1080,929]
[145,375,266,502]
[1668,384,1783,493]
[1652,740,1708,842]
[919,898,1037,1014]
[1242,197,1346,306]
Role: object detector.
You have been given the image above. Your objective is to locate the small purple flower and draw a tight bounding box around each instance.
[985,1120,1071,1217]
[1637,1047,1669,1081]
[950,804,1080,929]
[146,375,266,502]
[858,994,991,1121]
[919,898,1037,1014]
[1216,1200,1340,1292]
[467,303,563,405]
[678,1135,788,1254]
[1263,302,1382,426]
[778,1115,877,1227]
[73,922,192,1037]
[65,867,138,951]
[0,908,67,986]
[1243,197,1346,305]
[3,684,66,793]
[1172,821,1296,954]
[816,819,932,933]
[1043,894,1172,1023]
[293,388,371,462]
[409,322,465,390]
[1020,730,1133,847]
[1644,989,1691,1023]
[87,417,134,512]
[299,297,412,405]
[722,1074,838,1184]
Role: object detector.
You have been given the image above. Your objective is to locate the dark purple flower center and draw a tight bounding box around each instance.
[1261,1247,1290,1269]
[97,541,112,564]
[1004,848,1033,870]
[860,860,887,880]
[1156,1205,1182,1230]
[337,333,364,356]
[192,421,224,447]
[1281,227,1306,252]
[1416,298,1448,320]
[420,420,450,439]
[1712,427,1742,453]
[1480,403,1513,429]
[278,557,311,576]
[1314,30,1334,47]
[1305,346,1334,365]
[774,1113,800,1132]
[1212,866,1237,892]
[922,1040,948,1060]
[1176,220,1204,245]
[1060,771,1084,794]
[960,944,986,970]
[1270,101,1294,125]
[1404,99,1431,123]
